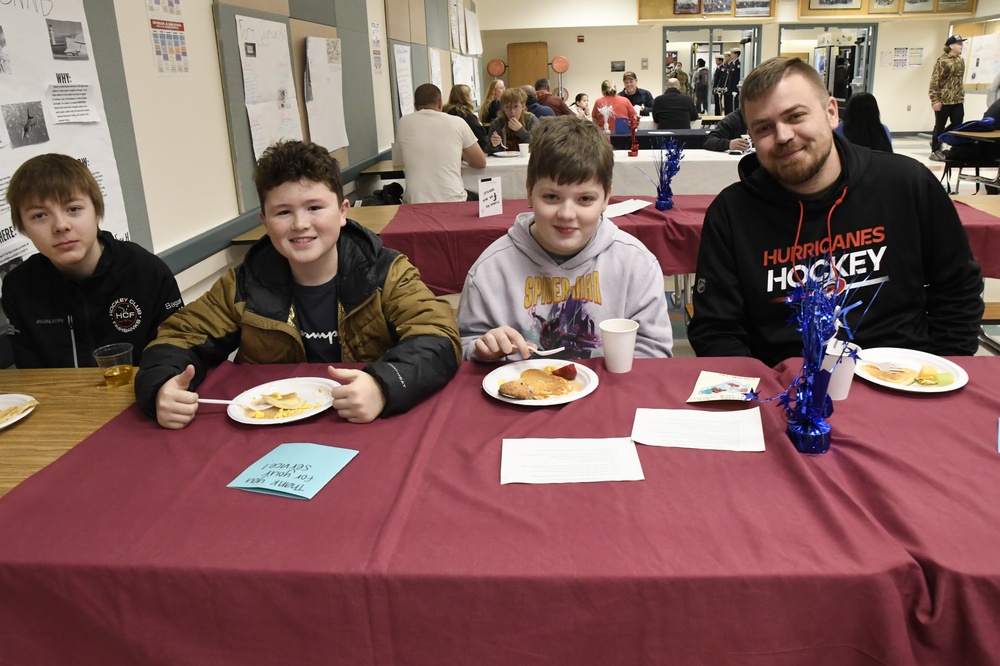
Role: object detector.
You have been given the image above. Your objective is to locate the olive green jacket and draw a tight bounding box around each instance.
[135,220,460,418]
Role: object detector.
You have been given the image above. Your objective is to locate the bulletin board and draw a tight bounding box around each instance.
[214,3,294,212]
[214,1,380,213]
[951,18,1000,92]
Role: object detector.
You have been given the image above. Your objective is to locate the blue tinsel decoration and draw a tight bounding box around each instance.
[776,259,867,454]
[653,138,684,210]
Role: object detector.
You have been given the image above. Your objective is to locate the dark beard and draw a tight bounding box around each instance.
[767,140,834,189]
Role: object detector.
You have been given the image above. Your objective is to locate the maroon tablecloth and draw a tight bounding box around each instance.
[378,196,710,295]
[377,197,1000,297]
[953,201,1000,278]
[3,357,999,664]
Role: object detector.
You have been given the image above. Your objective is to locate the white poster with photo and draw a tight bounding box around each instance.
[236,15,303,160]
[0,0,129,293]
[965,34,995,85]
[304,36,349,151]
[394,44,414,116]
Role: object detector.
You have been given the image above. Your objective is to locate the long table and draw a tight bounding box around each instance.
[464,149,742,199]
[1,357,999,664]
[376,195,1000,296]
[379,196,708,295]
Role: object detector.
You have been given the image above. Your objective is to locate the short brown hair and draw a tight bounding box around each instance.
[526,115,613,196]
[413,83,442,109]
[253,140,344,207]
[7,154,104,232]
[740,57,829,114]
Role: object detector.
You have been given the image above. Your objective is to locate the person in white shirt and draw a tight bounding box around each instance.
[397,83,486,203]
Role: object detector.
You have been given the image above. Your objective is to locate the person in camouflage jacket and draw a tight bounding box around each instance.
[928,34,967,157]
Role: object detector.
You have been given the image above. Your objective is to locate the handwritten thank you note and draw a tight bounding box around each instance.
[228,443,358,499]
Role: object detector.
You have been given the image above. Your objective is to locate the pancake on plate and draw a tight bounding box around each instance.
[0,398,38,426]
[499,368,576,400]
[861,364,918,385]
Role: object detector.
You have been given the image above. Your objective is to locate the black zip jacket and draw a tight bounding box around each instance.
[689,134,984,366]
[1,230,182,368]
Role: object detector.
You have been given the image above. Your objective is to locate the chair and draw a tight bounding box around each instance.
[940,158,1000,194]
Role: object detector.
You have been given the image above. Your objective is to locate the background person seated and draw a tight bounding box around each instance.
[520,85,555,119]
[703,108,748,152]
[652,78,699,130]
[593,79,638,132]
[487,87,539,154]
[443,83,488,151]
[619,71,654,116]
[535,78,574,116]
[397,83,486,203]
[834,92,892,153]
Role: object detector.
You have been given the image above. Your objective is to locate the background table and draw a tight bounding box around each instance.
[375,195,1000,296]
[464,149,742,199]
[378,196,709,295]
[0,368,134,498]
[2,357,999,664]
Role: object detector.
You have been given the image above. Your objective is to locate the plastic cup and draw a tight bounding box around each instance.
[821,340,859,400]
[519,143,530,157]
[93,343,134,387]
[599,319,639,373]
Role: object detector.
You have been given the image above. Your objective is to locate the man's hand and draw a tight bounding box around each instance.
[491,131,502,147]
[327,367,386,423]
[507,116,523,132]
[156,364,198,429]
[473,326,534,361]
[729,137,749,151]
[931,102,942,112]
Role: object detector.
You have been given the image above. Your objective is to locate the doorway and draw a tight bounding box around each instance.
[662,25,762,116]
[778,24,877,104]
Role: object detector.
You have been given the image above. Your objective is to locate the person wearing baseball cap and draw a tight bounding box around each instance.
[928,34,968,160]
[619,71,654,116]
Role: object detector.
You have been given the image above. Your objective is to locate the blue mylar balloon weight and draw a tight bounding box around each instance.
[787,418,832,454]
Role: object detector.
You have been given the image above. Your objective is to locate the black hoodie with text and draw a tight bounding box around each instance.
[689,133,983,367]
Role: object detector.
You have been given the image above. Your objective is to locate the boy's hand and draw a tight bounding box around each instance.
[507,117,523,132]
[156,364,198,429]
[473,326,533,361]
[327,367,386,423]
[490,131,502,147]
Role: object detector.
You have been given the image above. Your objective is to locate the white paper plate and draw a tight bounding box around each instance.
[227,377,340,425]
[482,360,599,406]
[0,394,38,430]
[492,151,521,158]
[854,347,968,393]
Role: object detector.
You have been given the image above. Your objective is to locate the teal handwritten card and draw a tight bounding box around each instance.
[228,443,358,500]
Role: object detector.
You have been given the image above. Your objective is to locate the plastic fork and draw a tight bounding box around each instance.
[530,346,565,357]
[859,358,909,374]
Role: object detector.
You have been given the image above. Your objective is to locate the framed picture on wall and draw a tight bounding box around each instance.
[704,0,734,13]
[867,0,901,13]
[675,0,701,13]
[734,0,771,16]
[611,60,626,72]
[935,0,973,11]
[902,0,934,11]
[809,0,862,9]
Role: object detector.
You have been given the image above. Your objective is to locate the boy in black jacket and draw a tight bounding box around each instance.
[2,154,182,369]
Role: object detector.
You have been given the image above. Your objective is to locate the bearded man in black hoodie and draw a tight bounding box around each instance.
[689,57,983,366]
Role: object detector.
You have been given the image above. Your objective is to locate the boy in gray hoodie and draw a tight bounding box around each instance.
[457,115,673,361]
